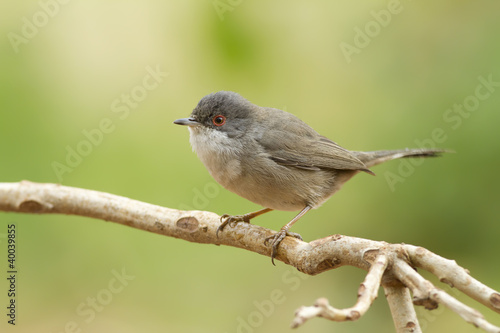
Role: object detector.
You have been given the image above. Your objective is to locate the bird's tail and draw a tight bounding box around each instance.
[352,148,447,169]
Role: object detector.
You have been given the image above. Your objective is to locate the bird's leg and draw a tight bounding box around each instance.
[264,206,312,265]
[217,208,273,237]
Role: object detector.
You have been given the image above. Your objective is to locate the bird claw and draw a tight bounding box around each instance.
[216,214,251,237]
[264,230,303,265]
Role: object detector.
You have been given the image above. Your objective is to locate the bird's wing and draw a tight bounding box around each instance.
[255,111,373,174]
[305,136,374,174]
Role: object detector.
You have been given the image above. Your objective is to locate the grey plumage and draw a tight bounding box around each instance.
[178,91,443,210]
[174,91,446,264]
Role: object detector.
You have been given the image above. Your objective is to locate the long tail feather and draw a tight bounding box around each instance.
[353,149,448,168]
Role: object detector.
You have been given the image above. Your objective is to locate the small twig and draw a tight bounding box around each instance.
[431,289,500,333]
[384,284,422,333]
[291,254,388,327]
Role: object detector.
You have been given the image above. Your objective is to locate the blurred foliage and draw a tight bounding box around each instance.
[1,1,499,332]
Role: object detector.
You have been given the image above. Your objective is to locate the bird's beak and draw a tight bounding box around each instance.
[173,117,200,126]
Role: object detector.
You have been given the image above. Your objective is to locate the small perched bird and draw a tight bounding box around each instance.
[174,91,444,264]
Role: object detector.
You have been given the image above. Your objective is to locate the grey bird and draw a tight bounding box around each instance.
[174,91,444,264]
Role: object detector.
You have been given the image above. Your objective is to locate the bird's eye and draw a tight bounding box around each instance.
[212,115,226,126]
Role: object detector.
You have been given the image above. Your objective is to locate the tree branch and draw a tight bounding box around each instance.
[0,181,499,332]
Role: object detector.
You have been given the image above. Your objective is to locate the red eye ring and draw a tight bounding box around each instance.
[212,115,226,126]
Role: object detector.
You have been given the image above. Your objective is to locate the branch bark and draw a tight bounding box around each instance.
[0,181,499,332]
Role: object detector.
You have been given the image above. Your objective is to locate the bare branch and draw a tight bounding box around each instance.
[1,181,499,332]
[291,254,388,327]
[0,181,378,271]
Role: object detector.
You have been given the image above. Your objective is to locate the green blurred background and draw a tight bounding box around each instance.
[1,1,499,332]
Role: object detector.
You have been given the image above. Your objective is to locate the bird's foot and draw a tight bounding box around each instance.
[216,214,251,237]
[264,230,303,265]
